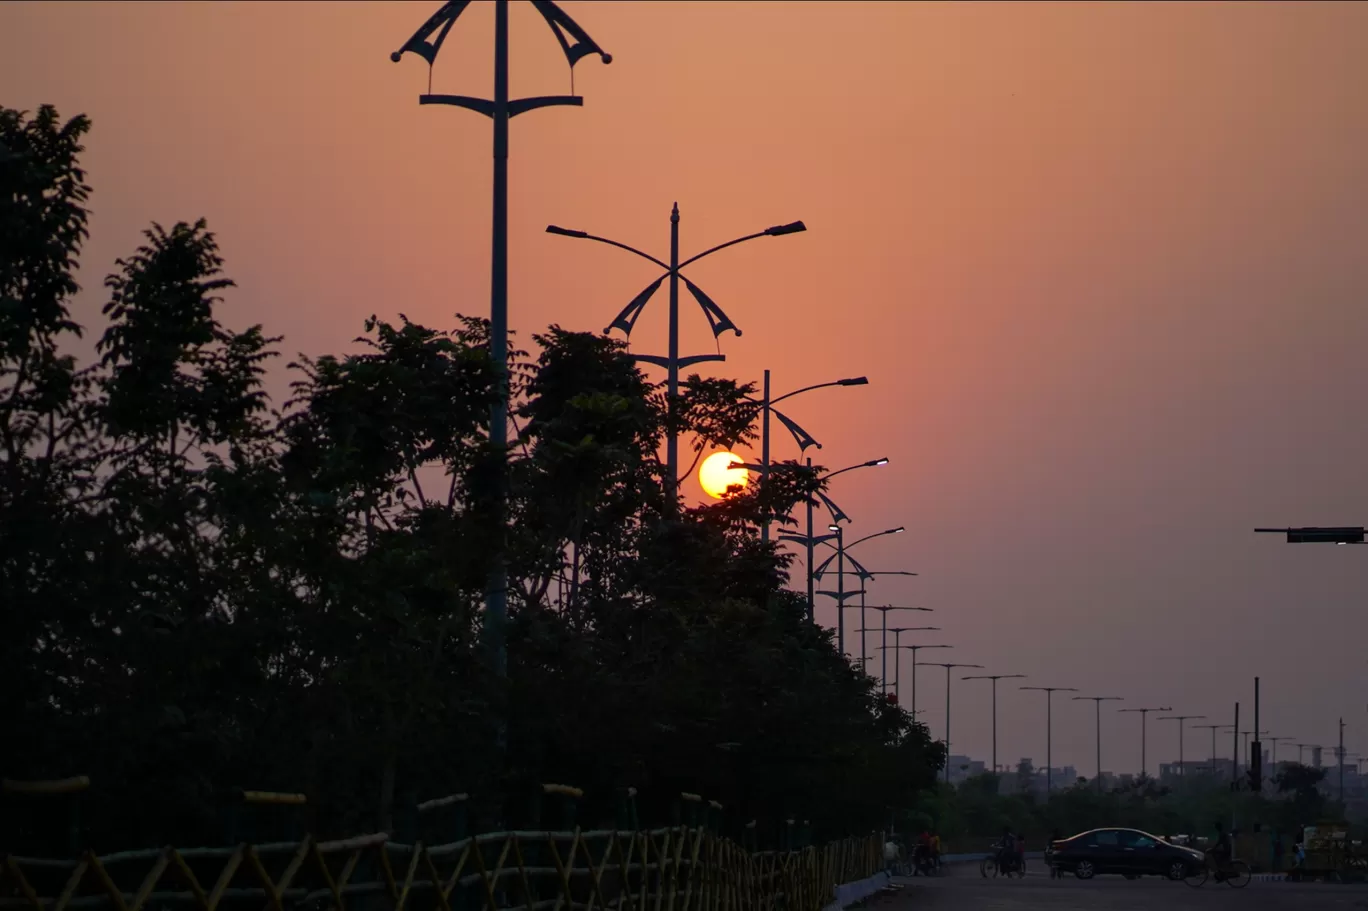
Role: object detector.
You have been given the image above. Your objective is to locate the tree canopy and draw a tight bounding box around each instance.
[1,105,944,853]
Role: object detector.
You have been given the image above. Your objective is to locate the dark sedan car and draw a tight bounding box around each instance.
[1051,827,1205,880]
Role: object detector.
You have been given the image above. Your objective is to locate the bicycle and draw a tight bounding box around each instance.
[980,846,1025,879]
[1182,852,1251,889]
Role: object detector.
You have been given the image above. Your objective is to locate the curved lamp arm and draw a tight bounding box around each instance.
[850,527,905,549]
[677,221,805,270]
[826,458,889,480]
[771,376,868,407]
[546,226,669,270]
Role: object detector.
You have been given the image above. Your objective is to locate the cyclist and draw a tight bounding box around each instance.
[1206,821,1232,881]
[996,826,1018,875]
[930,831,943,872]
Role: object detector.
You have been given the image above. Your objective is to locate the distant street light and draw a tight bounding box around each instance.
[1295,743,1321,766]
[1194,724,1224,774]
[748,372,867,542]
[1267,735,1296,766]
[1118,706,1173,779]
[777,458,889,619]
[813,526,905,657]
[962,674,1027,775]
[861,601,927,694]
[1255,527,1366,544]
[1156,715,1204,778]
[1021,687,1079,797]
[547,209,806,505]
[880,641,951,713]
[1074,696,1125,791]
[923,663,984,784]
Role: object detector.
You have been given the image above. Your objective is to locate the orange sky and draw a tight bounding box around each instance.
[6,0,1368,778]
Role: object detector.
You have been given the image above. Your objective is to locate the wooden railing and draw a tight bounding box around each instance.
[0,829,881,911]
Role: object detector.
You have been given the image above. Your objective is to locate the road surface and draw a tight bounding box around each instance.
[882,872,1368,909]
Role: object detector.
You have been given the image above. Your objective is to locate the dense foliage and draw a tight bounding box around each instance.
[1,106,944,852]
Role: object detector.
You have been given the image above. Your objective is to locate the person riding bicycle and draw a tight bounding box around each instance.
[1206,821,1232,879]
[996,826,1018,875]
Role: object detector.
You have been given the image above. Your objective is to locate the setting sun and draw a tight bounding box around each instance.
[699,451,748,500]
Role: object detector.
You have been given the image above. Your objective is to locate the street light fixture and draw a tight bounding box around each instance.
[1118,706,1173,779]
[922,662,984,784]
[1194,724,1225,775]
[861,602,928,694]
[1156,715,1204,779]
[393,0,610,695]
[962,674,1027,775]
[546,210,806,505]
[814,526,904,658]
[1074,696,1124,791]
[777,458,889,619]
[749,372,868,542]
[1021,687,1078,797]
[879,641,950,712]
[1267,735,1296,767]
[1255,527,1366,544]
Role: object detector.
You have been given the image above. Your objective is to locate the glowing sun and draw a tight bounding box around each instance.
[699,451,748,500]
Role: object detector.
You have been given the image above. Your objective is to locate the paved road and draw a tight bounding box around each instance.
[880,872,1368,910]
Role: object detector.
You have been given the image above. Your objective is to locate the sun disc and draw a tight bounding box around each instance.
[700,451,748,499]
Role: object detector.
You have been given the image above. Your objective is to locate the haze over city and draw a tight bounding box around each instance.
[5,0,1368,780]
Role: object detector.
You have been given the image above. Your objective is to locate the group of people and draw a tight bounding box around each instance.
[882,831,945,875]
[995,827,1027,876]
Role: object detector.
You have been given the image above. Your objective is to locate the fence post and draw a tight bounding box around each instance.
[542,783,582,830]
[229,789,307,844]
[680,792,702,829]
[617,787,639,831]
[395,788,419,844]
[0,776,90,857]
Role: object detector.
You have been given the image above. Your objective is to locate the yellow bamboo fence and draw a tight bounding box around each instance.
[1,827,881,911]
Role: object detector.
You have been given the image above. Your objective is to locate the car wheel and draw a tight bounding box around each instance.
[1167,861,1187,881]
[1075,860,1096,880]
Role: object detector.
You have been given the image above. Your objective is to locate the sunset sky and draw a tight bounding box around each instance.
[6,0,1368,778]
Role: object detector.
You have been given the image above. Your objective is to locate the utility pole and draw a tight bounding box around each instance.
[1340,718,1347,811]
[1120,706,1172,778]
[1022,687,1078,798]
[1074,696,1124,791]
[963,674,1027,775]
[1233,703,1240,784]
[1158,715,1205,779]
[1251,677,1263,793]
[392,0,610,738]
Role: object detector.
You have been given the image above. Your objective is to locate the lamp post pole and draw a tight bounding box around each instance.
[963,675,1027,775]
[755,373,868,541]
[882,642,951,710]
[862,601,926,694]
[782,458,888,620]
[1157,715,1204,779]
[814,526,904,657]
[547,215,807,506]
[1267,735,1295,767]
[1075,697,1124,791]
[1118,707,1172,779]
[393,0,610,697]
[922,663,983,784]
[1195,724,1223,774]
[1021,687,1078,797]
